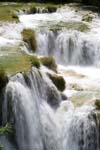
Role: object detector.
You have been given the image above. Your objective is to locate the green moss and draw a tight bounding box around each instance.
[0,3,60,22]
[40,56,57,72]
[21,29,37,52]
[48,73,66,92]
[45,5,57,12]
[0,70,8,91]
[0,144,3,150]
[49,21,89,32]
[0,5,20,22]
[29,55,40,68]
[0,123,13,136]
[0,54,31,76]
[95,99,100,110]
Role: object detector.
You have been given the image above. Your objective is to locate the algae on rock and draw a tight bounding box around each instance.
[40,56,57,72]
[21,29,37,52]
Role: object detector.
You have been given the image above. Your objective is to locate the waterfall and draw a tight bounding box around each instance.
[2,67,100,150]
[36,29,100,67]
[2,67,62,150]
[1,4,100,150]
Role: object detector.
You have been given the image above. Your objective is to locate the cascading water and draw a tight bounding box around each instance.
[3,68,62,150]
[0,3,100,150]
[2,67,100,150]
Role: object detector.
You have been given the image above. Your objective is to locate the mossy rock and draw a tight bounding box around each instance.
[11,12,18,19]
[21,29,37,52]
[95,99,100,110]
[0,70,8,91]
[48,73,66,92]
[40,56,57,72]
[82,14,93,22]
[46,5,57,13]
[29,55,40,68]
[49,21,89,32]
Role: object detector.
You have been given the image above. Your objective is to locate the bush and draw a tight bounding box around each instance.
[29,55,40,68]
[48,73,66,91]
[40,56,57,72]
[21,29,37,52]
[0,70,8,91]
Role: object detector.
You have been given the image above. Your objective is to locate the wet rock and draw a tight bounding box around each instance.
[21,29,37,52]
[40,56,57,72]
[61,93,68,100]
[48,73,66,92]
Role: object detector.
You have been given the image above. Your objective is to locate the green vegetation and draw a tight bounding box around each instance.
[21,29,37,52]
[0,70,8,91]
[95,99,100,110]
[0,144,3,150]
[0,54,31,75]
[0,3,59,22]
[48,73,66,91]
[0,123,13,135]
[29,55,40,68]
[48,21,89,32]
[0,4,20,22]
[40,56,57,72]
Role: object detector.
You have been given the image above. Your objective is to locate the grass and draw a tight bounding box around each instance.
[0,53,31,75]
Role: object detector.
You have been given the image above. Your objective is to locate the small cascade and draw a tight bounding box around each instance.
[60,105,99,150]
[36,29,100,67]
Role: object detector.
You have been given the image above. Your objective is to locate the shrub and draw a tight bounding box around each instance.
[21,29,37,52]
[40,56,57,72]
